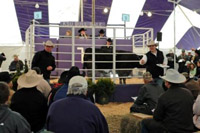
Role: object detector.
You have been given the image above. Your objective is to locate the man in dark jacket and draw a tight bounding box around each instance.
[31,40,56,80]
[141,69,194,133]
[0,82,31,133]
[140,41,167,86]
[47,76,109,133]
[9,54,24,71]
[10,70,48,133]
[130,72,164,115]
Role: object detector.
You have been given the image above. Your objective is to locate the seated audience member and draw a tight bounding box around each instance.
[178,49,189,73]
[18,67,51,98]
[53,66,81,101]
[130,72,164,115]
[182,72,200,100]
[0,52,6,71]
[187,50,193,61]
[48,70,69,106]
[193,95,200,130]
[196,60,200,78]
[192,48,200,65]
[101,38,113,51]
[0,82,31,133]
[10,70,48,133]
[142,69,194,133]
[0,72,14,105]
[9,54,24,71]
[78,28,88,39]
[47,76,109,133]
[188,62,197,79]
[166,49,178,69]
[97,29,106,39]
[65,30,72,37]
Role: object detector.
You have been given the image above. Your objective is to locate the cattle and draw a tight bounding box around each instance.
[83,48,143,84]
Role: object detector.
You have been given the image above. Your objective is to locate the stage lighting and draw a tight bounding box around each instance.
[103,7,109,14]
[147,11,152,17]
[35,3,39,9]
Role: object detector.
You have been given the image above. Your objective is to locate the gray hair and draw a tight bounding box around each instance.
[67,83,88,95]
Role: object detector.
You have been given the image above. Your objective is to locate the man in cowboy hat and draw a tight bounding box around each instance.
[10,70,48,132]
[47,76,109,133]
[97,29,106,39]
[101,38,113,51]
[31,40,56,81]
[141,69,194,133]
[78,28,88,39]
[140,40,167,86]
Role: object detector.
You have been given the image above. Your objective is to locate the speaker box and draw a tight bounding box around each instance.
[157,32,162,41]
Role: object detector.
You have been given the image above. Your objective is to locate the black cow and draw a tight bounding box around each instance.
[83,48,143,84]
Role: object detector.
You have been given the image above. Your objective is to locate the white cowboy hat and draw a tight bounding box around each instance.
[160,69,186,83]
[147,40,158,46]
[17,70,43,88]
[44,40,55,47]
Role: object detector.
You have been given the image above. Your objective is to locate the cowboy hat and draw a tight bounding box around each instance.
[160,69,186,83]
[147,40,158,46]
[78,28,87,33]
[44,40,55,47]
[0,71,12,83]
[99,29,105,34]
[17,70,43,88]
[107,38,112,42]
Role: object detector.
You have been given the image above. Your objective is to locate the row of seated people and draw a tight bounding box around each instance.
[130,69,200,132]
[0,66,108,133]
[166,48,200,81]
[61,28,107,39]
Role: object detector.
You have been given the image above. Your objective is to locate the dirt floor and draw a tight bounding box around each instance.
[96,102,133,133]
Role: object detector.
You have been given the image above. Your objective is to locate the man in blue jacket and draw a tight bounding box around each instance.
[47,76,109,133]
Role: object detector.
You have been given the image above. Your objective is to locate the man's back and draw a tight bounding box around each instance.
[154,86,194,132]
[135,82,164,109]
[47,95,109,133]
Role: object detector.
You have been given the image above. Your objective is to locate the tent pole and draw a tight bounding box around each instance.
[92,0,95,25]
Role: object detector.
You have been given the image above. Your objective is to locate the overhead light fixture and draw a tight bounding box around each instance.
[35,3,39,9]
[147,11,152,17]
[103,7,109,14]
[140,11,144,16]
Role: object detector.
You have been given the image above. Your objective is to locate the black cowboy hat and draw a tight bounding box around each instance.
[107,38,112,42]
[99,29,105,34]
[78,28,87,33]
[0,72,12,83]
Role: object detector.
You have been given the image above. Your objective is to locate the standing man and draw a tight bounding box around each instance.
[32,40,56,81]
[141,69,194,133]
[140,41,167,85]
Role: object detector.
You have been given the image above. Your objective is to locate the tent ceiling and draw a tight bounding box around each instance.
[13,0,200,49]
